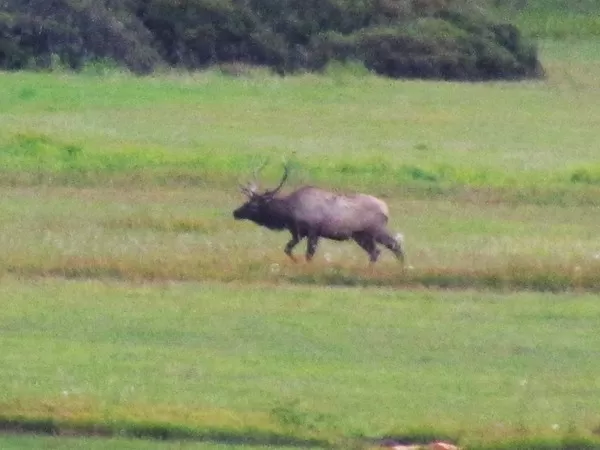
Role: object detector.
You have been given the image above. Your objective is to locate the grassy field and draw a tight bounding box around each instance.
[2,278,600,449]
[0,40,599,291]
[1,13,600,449]
[0,40,599,198]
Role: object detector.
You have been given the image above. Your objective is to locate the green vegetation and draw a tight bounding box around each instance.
[494,0,600,39]
[0,0,542,80]
[0,39,598,201]
[1,278,600,448]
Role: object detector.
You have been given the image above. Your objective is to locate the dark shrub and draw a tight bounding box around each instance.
[312,15,543,80]
[0,0,544,80]
[138,0,259,67]
[0,0,160,73]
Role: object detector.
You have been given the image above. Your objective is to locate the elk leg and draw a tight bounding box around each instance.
[353,233,381,263]
[375,230,405,264]
[305,235,320,262]
[284,231,302,262]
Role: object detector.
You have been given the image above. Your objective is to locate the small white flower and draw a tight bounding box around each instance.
[551,424,559,431]
[270,263,280,274]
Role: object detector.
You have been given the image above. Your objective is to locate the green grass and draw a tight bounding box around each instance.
[0,40,599,199]
[494,0,600,39]
[1,277,600,448]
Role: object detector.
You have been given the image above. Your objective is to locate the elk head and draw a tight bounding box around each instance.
[233,162,289,223]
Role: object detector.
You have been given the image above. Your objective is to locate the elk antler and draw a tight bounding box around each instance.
[252,158,269,183]
[239,158,269,197]
[238,183,255,197]
[265,162,289,196]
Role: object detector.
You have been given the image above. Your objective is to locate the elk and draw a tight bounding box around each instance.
[233,163,405,264]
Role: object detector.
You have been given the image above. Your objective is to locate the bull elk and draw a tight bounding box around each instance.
[233,163,405,264]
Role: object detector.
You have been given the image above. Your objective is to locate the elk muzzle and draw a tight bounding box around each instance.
[233,208,244,220]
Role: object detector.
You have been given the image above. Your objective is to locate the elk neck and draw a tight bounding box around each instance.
[255,196,291,230]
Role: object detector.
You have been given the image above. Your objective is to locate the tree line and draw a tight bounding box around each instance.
[0,0,544,80]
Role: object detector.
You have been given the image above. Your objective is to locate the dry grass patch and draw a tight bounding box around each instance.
[0,186,598,291]
[1,251,598,292]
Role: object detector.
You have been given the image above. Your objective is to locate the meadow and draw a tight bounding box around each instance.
[2,279,600,449]
[1,41,600,197]
[0,39,599,290]
[1,28,600,450]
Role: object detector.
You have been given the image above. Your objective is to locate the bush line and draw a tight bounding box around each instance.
[0,0,542,80]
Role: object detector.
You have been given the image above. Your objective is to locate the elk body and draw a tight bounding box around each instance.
[233,164,404,264]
